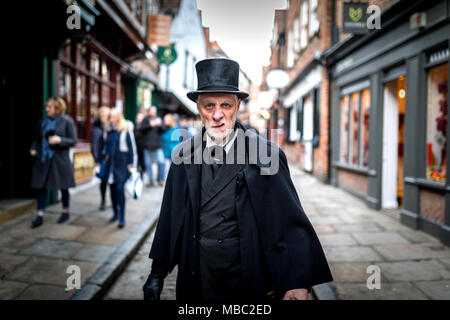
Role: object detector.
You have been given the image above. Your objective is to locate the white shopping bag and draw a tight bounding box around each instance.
[126,172,143,199]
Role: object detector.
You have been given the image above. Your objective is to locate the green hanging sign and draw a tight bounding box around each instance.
[157,44,177,65]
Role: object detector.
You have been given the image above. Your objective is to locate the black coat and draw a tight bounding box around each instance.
[137,116,166,150]
[30,115,77,190]
[149,122,333,301]
[90,120,104,163]
[98,128,134,184]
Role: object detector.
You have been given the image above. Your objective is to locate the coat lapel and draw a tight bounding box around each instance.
[200,163,244,208]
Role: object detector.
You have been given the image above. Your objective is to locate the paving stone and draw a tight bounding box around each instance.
[328,262,375,283]
[72,244,116,263]
[6,220,87,242]
[351,232,410,245]
[414,280,450,300]
[378,260,450,282]
[330,282,429,300]
[319,233,357,246]
[309,216,343,225]
[333,224,382,233]
[0,234,40,254]
[399,230,442,244]
[0,253,30,279]
[6,257,100,286]
[374,244,450,261]
[75,225,131,246]
[15,284,73,300]
[71,215,111,228]
[375,219,413,232]
[19,239,84,260]
[324,246,383,262]
[0,280,28,299]
[313,225,335,234]
[439,258,450,269]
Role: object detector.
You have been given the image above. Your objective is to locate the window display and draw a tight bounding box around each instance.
[426,63,448,182]
[340,95,349,163]
[361,89,370,167]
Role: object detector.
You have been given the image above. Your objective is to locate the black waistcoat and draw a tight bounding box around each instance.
[198,152,244,301]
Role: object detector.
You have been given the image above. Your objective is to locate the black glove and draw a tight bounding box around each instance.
[143,272,164,301]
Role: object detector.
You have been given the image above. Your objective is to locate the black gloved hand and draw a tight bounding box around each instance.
[143,272,164,301]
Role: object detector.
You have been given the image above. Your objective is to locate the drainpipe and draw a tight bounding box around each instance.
[327,0,337,184]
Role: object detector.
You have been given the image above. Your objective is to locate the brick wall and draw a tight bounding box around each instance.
[420,189,445,223]
[337,169,369,196]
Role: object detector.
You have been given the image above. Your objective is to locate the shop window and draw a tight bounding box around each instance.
[287,29,294,68]
[293,18,300,59]
[91,52,100,75]
[340,87,371,167]
[101,62,110,81]
[77,43,87,69]
[59,66,72,115]
[426,63,448,182]
[340,95,349,163]
[360,89,370,167]
[76,75,87,140]
[300,0,308,49]
[350,92,360,165]
[91,81,99,117]
[102,83,111,107]
[309,0,319,37]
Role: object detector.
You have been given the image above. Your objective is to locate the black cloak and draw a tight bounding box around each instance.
[149,121,333,301]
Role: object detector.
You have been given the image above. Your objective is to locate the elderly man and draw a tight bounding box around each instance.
[143,58,332,301]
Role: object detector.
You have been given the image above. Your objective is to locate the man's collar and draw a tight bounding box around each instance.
[205,128,238,154]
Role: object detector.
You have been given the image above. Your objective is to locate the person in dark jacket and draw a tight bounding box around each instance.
[142,58,332,302]
[91,106,110,210]
[29,97,77,228]
[98,109,136,228]
[138,106,166,187]
[134,112,147,180]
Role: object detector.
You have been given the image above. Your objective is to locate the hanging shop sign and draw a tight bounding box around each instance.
[157,44,177,65]
[342,2,369,34]
[147,14,172,47]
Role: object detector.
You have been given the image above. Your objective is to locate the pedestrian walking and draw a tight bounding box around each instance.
[98,109,136,228]
[29,97,77,228]
[134,112,147,180]
[161,114,182,159]
[138,106,166,187]
[91,106,110,211]
[143,58,332,302]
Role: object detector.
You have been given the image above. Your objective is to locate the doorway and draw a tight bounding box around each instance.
[382,76,406,209]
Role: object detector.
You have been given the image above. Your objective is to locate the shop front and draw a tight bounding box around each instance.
[57,38,122,184]
[326,0,450,244]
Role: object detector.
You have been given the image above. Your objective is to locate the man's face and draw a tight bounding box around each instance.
[197,93,240,142]
[149,107,157,118]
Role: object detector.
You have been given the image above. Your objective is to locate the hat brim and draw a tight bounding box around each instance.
[187,90,249,102]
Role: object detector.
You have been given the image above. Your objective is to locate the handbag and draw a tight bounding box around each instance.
[96,160,110,180]
[126,171,143,199]
[96,131,119,180]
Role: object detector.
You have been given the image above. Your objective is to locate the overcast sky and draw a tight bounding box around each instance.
[197,0,288,85]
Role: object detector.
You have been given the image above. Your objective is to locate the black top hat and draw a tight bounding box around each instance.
[187,58,249,102]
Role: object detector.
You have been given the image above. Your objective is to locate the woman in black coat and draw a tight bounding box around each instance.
[98,109,136,228]
[29,97,77,228]
[91,106,110,210]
